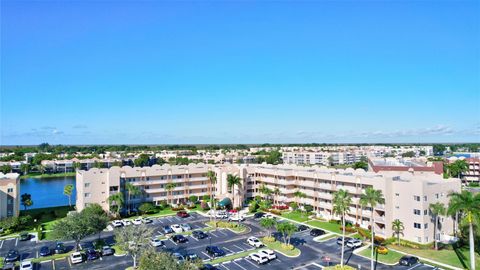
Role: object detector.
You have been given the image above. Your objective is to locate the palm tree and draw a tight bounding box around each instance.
[125,183,141,215]
[360,187,385,270]
[333,189,352,267]
[273,187,281,206]
[63,184,74,207]
[73,162,81,171]
[448,191,480,270]
[293,190,307,211]
[227,174,242,223]
[165,183,176,206]
[391,219,404,245]
[108,192,124,217]
[429,202,446,250]
[20,163,30,175]
[207,170,217,223]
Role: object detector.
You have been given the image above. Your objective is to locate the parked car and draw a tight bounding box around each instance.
[177,211,189,218]
[39,246,51,257]
[254,212,265,219]
[205,246,226,257]
[184,253,199,261]
[200,264,218,270]
[132,218,142,225]
[192,230,208,239]
[297,225,309,231]
[216,212,228,219]
[172,234,188,243]
[310,229,326,237]
[399,256,419,266]
[19,232,30,241]
[336,237,352,245]
[228,215,245,222]
[54,243,66,254]
[247,237,264,248]
[171,224,183,233]
[70,252,83,264]
[142,217,153,224]
[4,250,20,263]
[121,220,132,226]
[259,249,276,260]
[162,225,173,234]
[180,224,192,231]
[346,238,362,249]
[150,238,164,247]
[79,242,94,251]
[249,252,269,264]
[111,220,123,227]
[101,246,114,256]
[264,213,276,219]
[20,261,33,270]
[172,252,185,263]
[86,249,99,260]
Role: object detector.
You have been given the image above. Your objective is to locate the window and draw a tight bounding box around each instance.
[395,206,399,209]
[424,223,428,229]
[414,223,421,229]
[395,193,399,196]
[7,188,13,193]
[84,193,91,198]
[435,193,439,199]
[424,210,428,215]
[414,209,421,215]
[414,196,420,201]
[424,196,428,201]
[84,183,90,188]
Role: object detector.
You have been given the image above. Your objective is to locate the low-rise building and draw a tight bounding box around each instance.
[0,173,20,218]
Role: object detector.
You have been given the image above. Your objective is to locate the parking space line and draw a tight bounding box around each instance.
[407,264,422,270]
[201,251,211,259]
[0,240,3,249]
[169,239,178,246]
[233,245,244,251]
[158,219,164,223]
[244,258,260,268]
[218,230,228,236]
[210,232,219,237]
[220,264,230,270]
[233,260,248,270]
[15,238,18,246]
[189,236,199,242]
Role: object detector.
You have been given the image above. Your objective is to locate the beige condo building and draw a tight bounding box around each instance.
[0,173,20,219]
[76,164,460,244]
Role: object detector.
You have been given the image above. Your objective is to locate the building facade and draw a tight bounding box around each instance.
[76,163,460,244]
[0,173,20,219]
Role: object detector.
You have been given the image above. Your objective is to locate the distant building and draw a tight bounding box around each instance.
[0,173,20,218]
[447,156,480,183]
[368,157,444,175]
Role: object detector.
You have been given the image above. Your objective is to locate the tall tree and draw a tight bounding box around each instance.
[448,191,480,270]
[360,187,385,270]
[273,187,281,206]
[429,202,446,250]
[63,184,74,207]
[138,250,202,270]
[81,204,109,240]
[293,190,307,210]
[260,217,277,238]
[391,219,404,245]
[20,193,33,210]
[125,182,141,215]
[108,192,124,217]
[72,162,81,171]
[20,163,30,175]
[51,212,92,251]
[0,165,12,174]
[227,174,242,223]
[165,183,176,205]
[276,221,297,246]
[333,189,352,268]
[207,170,217,223]
[115,224,153,269]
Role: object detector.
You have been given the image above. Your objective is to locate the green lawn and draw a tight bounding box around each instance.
[261,240,301,257]
[281,211,311,223]
[390,244,480,269]
[20,172,76,179]
[358,247,404,264]
[31,252,72,263]
[305,220,342,234]
[205,221,247,233]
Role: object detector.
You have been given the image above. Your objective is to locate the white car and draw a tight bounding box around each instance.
[150,238,164,247]
[70,252,83,264]
[180,224,191,231]
[247,237,264,248]
[216,212,228,219]
[249,252,269,264]
[228,215,244,222]
[171,224,183,233]
[259,249,276,260]
[111,220,123,227]
[142,217,153,224]
[265,213,276,219]
[20,261,33,270]
[346,238,362,249]
[121,220,132,226]
[132,218,142,225]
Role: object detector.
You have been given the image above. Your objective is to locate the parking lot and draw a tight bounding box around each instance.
[1,213,443,270]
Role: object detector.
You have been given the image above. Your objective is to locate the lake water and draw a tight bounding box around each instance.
[20,176,76,209]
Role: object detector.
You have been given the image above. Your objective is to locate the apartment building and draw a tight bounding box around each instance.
[282,151,367,166]
[369,157,444,175]
[42,158,131,173]
[76,163,460,244]
[447,156,480,183]
[0,173,20,218]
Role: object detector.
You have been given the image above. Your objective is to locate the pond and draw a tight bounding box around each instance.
[20,176,76,209]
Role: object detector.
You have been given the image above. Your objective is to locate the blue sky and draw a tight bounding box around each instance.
[1,1,479,145]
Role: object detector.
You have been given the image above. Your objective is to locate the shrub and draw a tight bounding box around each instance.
[200,201,210,210]
[289,202,298,211]
[171,206,185,211]
[262,236,275,243]
[272,205,289,210]
[341,226,357,233]
[249,200,259,213]
[202,195,210,201]
[324,265,355,270]
[281,243,294,250]
[269,209,282,215]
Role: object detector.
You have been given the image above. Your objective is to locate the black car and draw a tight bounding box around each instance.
[192,230,208,239]
[4,250,20,263]
[399,256,419,266]
[310,229,326,236]
[172,234,188,243]
[54,243,67,254]
[86,249,99,260]
[200,264,218,270]
[39,246,51,257]
[205,246,226,257]
[297,225,309,231]
[19,232,30,241]
[184,253,199,261]
[254,212,265,219]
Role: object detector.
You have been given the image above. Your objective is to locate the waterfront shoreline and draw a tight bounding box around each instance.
[20,172,76,179]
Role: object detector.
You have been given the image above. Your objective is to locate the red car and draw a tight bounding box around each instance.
[177,211,189,218]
